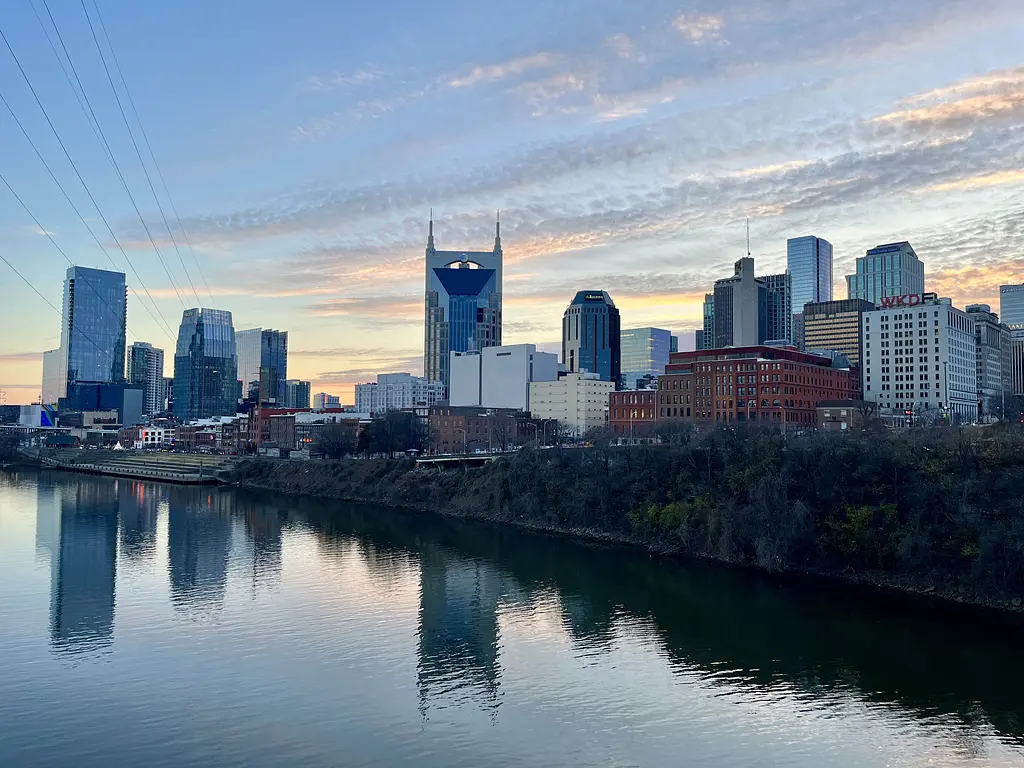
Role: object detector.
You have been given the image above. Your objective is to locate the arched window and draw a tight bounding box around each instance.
[761,400,768,408]
[773,399,781,407]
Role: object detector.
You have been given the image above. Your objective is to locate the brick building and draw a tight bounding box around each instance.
[429,405,540,454]
[658,345,859,427]
[609,390,658,439]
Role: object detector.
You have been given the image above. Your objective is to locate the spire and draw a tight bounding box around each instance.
[427,208,435,250]
[494,209,501,251]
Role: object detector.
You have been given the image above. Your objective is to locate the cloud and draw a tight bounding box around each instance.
[0,351,45,362]
[449,52,562,88]
[918,170,1024,194]
[33,227,56,236]
[672,13,725,43]
[307,295,422,324]
[303,69,381,92]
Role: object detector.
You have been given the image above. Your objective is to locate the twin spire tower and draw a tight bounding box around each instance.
[423,212,503,393]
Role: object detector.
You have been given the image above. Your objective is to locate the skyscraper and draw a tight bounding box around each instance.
[999,284,1024,330]
[284,379,311,409]
[966,304,1011,421]
[55,266,127,400]
[562,291,621,384]
[172,308,238,420]
[236,328,288,404]
[760,272,792,343]
[424,214,502,392]
[803,298,874,366]
[620,327,673,389]
[701,294,714,350]
[713,258,766,348]
[846,241,924,304]
[41,348,65,406]
[126,342,165,415]
[788,236,833,307]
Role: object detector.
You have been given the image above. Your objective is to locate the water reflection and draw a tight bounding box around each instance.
[44,478,118,656]
[417,546,505,713]
[14,471,1024,765]
[167,489,234,615]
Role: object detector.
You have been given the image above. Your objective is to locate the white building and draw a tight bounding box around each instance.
[1010,330,1024,397]
[861,293,977,423]
[450,344,559,411]
[528,372,614,438]
[134,427,172,449]
[354,373,444,415]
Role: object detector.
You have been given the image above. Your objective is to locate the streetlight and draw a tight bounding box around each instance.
[526,422,538,445]
[456,427,467,454]
[943,360,949,423]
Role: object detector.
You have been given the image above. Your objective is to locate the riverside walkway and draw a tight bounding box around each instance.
[38,449,232,484]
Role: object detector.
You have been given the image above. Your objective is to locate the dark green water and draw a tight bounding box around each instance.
[2,470,1023,767]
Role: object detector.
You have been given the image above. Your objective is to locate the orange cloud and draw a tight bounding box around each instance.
[917,169,1024,194]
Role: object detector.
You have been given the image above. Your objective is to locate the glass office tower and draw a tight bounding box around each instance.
[58,266,127,397]
[424,215,502,392]
[172,308,238,420]
[562,291,621,384]
[236,328,288,404]
[999,285,1024,330]
[620,327,672,389]
[845,241,924,304]
[787,236,833,311]
[127,342,165,415]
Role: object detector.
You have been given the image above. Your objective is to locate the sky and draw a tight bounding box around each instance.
[0,0,1022,405]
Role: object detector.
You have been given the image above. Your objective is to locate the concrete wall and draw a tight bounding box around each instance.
[449,352,482,406]
[529,374,614,437]
[479,344,558,411]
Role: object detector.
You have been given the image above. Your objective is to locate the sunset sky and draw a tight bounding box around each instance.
[1,0,1022,404]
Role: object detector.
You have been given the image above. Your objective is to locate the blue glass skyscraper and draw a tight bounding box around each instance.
[845,241,923,304]
[57,266,127,398]
[236,328,288,404]
[172,308,238,420]
[620,327,672,389]
[562,291,621,384]
[787,236,833,313]
[424,215,502,391]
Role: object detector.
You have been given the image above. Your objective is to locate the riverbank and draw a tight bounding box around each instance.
[230,426,1024,614]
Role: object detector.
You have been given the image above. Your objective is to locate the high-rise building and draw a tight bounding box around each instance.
[999,284,1024,330]
[163,377,174,413]
[41,348,65,406]
[701,294,714,350]
[1010,331,1024,398]
[620,327,674,389]
[788,235,833,310]
[760,272,792,344]
[670,335,679,354]
[694,329,704,351]
[846,242,924,304]
[561,291,621,385]
[313,392,341,409]
[448,344,559,411]
[424,215,502,392]
[354,373,444,415]
[55,266,127,399]
[803,299,874,366]
[126,342,165,415]
[172,308,238,421]
[236,328,288,404]
[860,294,976,423]
[713,258,766,348]
[966,304,1011,421]
[284,379,311,409]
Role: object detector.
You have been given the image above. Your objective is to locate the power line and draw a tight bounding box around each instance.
[77,0,202,308]
[0,168,146,347]
[88,0,215,305]
[0,87,177,342]
[1,11,190,312]
[0,248,116,365]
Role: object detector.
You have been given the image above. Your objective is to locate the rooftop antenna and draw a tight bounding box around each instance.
[494,209,501,250]
[427,208,435,249]
[746,217,751,257]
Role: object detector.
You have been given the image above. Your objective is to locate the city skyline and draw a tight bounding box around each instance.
[1,0,1023,403]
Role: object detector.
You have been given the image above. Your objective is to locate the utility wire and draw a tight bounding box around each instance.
[0,14,190,311]
[0,168,146,348]
[89,0,215,305]
[78,0,202,308]
[0,88,177,343]
[0,248,117,364]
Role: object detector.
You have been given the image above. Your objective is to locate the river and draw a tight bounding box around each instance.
[1,470,1022,767]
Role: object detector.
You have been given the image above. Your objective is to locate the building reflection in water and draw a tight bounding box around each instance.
[239,499,284,591]
[167,489,233,615]
[38,478,119,655]
[417,545,507,715]
[117,482,160,563]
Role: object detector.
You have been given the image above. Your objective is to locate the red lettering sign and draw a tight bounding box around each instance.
[879,294,924,309]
